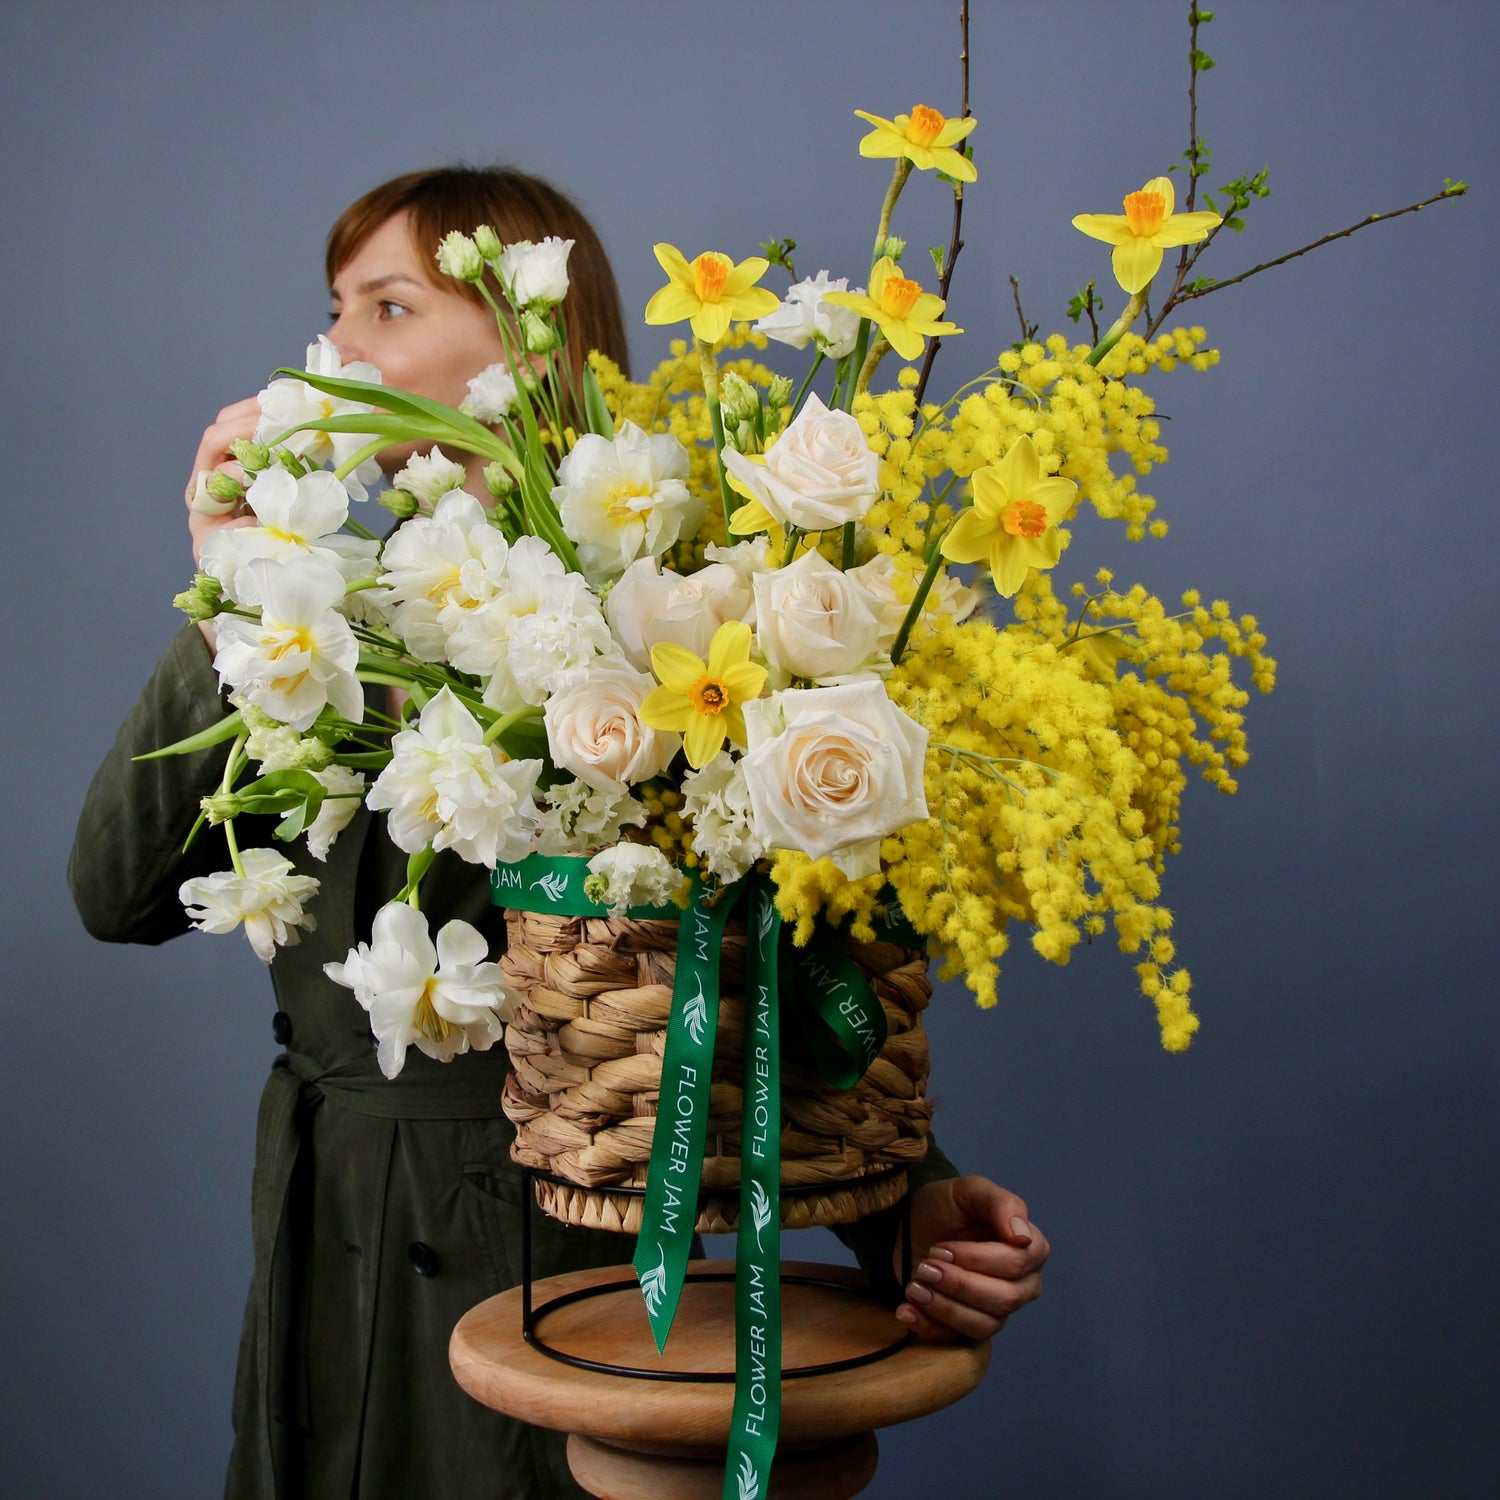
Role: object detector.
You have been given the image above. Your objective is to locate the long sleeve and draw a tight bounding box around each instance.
[69,621,238,945]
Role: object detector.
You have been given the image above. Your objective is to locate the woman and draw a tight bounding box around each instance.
[70,166,1048,1500]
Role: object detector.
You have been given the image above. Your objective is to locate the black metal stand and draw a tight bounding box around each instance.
[518,1165,916,1383]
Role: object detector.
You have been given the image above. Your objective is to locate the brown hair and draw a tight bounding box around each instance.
[326,165,631,379]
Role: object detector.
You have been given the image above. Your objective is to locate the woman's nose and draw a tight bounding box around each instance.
[327,316,360,363]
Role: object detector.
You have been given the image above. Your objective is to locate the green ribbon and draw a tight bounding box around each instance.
[723,877,782,1500]
[632,877,742,1351]
[489,851,682,919]
[782,928,887,1089]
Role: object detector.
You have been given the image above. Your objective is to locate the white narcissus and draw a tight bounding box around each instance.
[366,688,542,867]
[305,765,367,861]
[179,847,320,963]
[213,557,363,732]
[551,422,700,582]
[255,336,384,501]
[200,467,379,608]
[324,900,513,1080]
[753,270,863,359]
[740,682,929,879]
[753,549,884,682]
[721,393,881,533]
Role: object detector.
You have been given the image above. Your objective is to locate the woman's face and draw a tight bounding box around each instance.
[327,210,507,473]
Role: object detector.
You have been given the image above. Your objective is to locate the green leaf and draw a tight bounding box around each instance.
[581,364,616,438]
[928,245,946,276]
[494,714,551,764]
[134,708,243,761]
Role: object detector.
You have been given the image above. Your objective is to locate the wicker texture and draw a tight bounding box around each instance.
[500,908,933,1234]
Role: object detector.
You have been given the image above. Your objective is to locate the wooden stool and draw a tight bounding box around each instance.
[451,1259,990,1499]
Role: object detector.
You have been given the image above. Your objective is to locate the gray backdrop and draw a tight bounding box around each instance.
[2,1,1496,1496]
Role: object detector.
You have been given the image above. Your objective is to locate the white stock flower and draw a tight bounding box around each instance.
[496,237,573,309]
[179,848,319,963]
[461,362,519,423]
[846,552,980,652]
[583,843,680,917]
[305,765,367,861]
[214,557,363,732]
[324,900,511,1079]
[552,422,700,582]
[754,270,863,359]
[682,753,765,883]
[255,336,384,501]
[544,662,680,793]
[533,779,648,856]
[605,558,754,671]
[366,688,542,867]
[200,467,379,607]
[740,682,929,879]
[720,393,881,532]
[378,491,510,661]
[754,550,883,681]
[392,446,469,505]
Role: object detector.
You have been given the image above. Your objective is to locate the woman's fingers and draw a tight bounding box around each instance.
[907,1257,1044,1323]
[185,398,262,505]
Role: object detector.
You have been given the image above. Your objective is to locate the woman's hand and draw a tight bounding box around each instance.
[895,1175,1050,1341]
[185,397,262,566]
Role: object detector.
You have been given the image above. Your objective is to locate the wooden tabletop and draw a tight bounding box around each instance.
[450,1260,990,1449]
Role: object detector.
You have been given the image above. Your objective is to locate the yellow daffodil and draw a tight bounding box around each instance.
[855,105,977,182]
[639,620,768,768]
[643,244,781,344]
[940,435,1077,597]
[1072,175,1222,294]
[723,458,787,548]
[824,258,960,362]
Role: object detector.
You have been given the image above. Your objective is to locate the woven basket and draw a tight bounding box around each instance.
[500,906,934,1234]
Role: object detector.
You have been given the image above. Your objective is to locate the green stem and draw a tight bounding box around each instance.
[889,539,950,667]
[482,705,542,747]
[697,338,738,527]
[854,335,890,399]
[223,816,246,879]
[1086,287,1150,367]
[397,847,436,908]
[873,159,914,264]
[789,351,826,418]
[841,522,855,570]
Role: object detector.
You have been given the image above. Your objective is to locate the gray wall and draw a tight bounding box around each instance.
[3,1,1496,1495]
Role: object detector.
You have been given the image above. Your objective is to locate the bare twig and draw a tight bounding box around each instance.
[913,0,970,407]
[1183,3,1204,216]
[1009,275,1039,343]
[1152,185,1467,329]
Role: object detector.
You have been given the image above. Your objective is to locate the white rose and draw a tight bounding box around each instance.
[496,237,573,309]
[753,270,863,360]
[848,553,982,652]
[606,558,754,671]
[720,393,880,532]
[754,550,883,681]
[740,682,929,878]
[544,663,681,793]
[583,843,680,917]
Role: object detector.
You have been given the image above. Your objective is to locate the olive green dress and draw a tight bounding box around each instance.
[69,622,955,1500]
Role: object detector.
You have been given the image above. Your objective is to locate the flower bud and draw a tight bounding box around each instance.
[719,370,760,424]
[436,231,485,282]
[206,470,246,503]
[230,439,272,474]
[520,309,561,354]
[472,224,503,261]
[484,461,517,499]
[189,469,239,516]
[881,235,907,262]
[173,572,225,622]
[379,488,421,521]
[765,374,794,410]
[200,791,244,825]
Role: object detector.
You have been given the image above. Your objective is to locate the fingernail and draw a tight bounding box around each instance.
[906,1282,934,1305]
[1009,1216,1033,1243]
[915,1261,944,1285]
[896,1305,917,1326]
[929,1246,955,1262]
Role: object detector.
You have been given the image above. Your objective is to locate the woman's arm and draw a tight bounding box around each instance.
[68,622,238,944]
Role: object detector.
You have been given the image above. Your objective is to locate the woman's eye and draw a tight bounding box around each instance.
[377,300,410,320]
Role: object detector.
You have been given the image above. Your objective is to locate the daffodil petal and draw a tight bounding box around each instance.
[706,620,752,677]
[723,258,771,295]
[721,703,748,750]
[867,257,897,297]
[933,115,978,147]
[882,319,927,361]
[652,243,692,283]
[999,434,1041,498]
[644,284,700,326]
[727,287,782,321]
[683,713,727,769]
[1142,176,1175,217]
[1030,477,1078,523]
[1111,236,1163,294]
[1072,213,1134,246]
[853,109,897,131]
[990,540,1032,598]
[638,685,695,732]
[941,508,996,565]
[858,132,908,161]
[930,146,977,182]
[651,641,707,694]
[719,661,767,700]
[726,494,775,535]
[690,303,734,344]
[1151,211,1223,248]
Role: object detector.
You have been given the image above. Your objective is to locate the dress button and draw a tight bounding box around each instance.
[271,1011,293,1046]
[409,1241,440,1278]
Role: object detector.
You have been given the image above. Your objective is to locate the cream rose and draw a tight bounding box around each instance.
[847,552,980,652]
[544,663,681,793]
[720,393,880,532]
[753,550,883,681]
[740,682,929,878]
[606,558,754,671]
